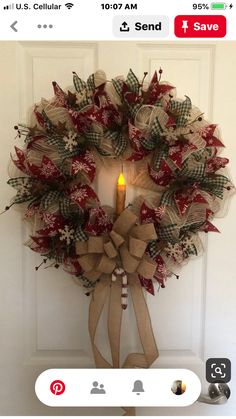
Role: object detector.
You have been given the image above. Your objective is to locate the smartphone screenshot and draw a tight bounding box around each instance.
[0,0,235,417]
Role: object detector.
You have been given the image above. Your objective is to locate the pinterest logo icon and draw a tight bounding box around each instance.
[50,380,66,395]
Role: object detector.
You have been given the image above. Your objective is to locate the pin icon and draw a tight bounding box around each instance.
[182,20,189,33]
[50,380,65,395]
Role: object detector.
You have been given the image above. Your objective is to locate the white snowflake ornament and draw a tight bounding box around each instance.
[63,131,78,152]
[59,225,75,245]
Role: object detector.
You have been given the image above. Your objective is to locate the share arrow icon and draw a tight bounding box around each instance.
[120,21,130,32]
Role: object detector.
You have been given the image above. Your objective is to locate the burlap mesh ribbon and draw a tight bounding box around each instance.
[76,209,159,415]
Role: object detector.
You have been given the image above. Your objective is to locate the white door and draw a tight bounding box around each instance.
[0,41,235,416]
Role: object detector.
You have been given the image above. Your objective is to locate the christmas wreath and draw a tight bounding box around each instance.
[5,69,234,402]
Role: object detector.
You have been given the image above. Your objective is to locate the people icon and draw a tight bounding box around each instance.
[90,381,106,394]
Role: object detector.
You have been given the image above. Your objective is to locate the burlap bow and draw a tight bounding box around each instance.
[76,209,159,416]
[76,208,158,282]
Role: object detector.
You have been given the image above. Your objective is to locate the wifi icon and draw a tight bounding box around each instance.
[65,2,74,9]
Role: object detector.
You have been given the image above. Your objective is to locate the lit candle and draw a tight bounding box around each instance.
[116,172,126,217]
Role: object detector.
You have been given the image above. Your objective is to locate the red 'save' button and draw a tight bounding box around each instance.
[175,15,226,38]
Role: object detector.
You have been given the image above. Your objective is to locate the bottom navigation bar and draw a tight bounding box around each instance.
[35,368,201,407]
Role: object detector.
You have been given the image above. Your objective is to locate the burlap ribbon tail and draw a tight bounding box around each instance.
[89,275,159,415]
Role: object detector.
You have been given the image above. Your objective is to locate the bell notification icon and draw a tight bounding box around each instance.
[132,380,145,395]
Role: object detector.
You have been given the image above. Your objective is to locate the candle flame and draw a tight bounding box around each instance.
[117,172,126,186]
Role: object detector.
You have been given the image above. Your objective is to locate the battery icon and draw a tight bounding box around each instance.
[211,2,227,9]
